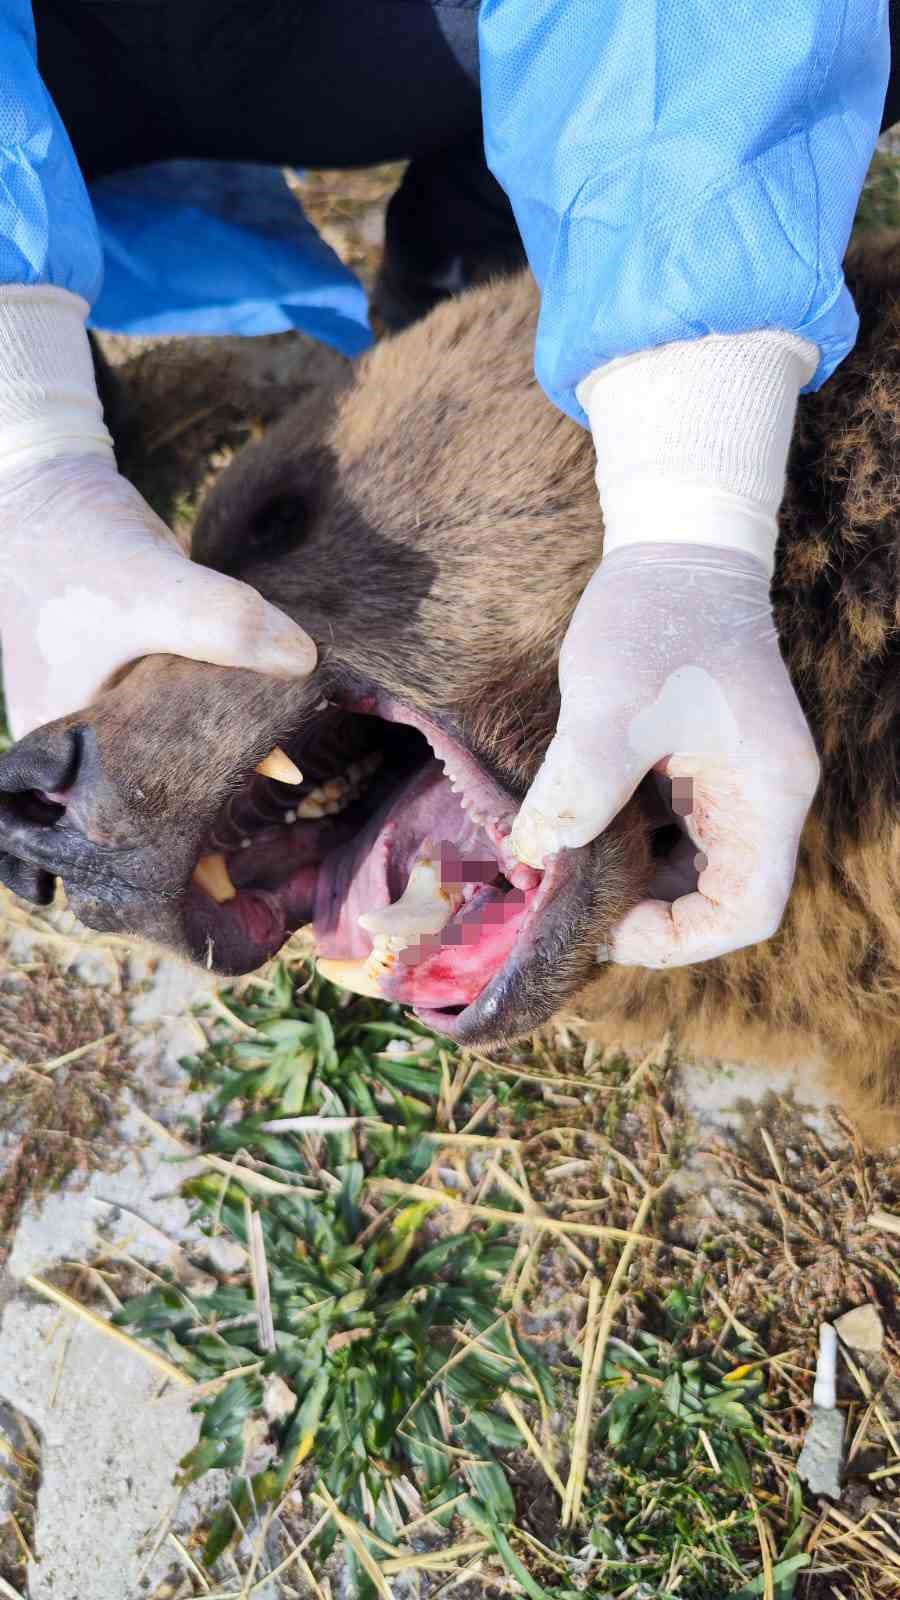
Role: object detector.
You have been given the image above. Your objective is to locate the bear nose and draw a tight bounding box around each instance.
[0,725,97,904]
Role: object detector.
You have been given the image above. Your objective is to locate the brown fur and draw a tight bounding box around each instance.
[5,240,900,1142]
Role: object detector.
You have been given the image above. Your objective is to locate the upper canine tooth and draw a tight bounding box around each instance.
[316,957,385,999]
[192,852,237,903]
[256,747,303,785]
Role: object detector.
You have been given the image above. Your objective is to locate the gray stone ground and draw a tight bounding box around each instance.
[0,936,260,1600]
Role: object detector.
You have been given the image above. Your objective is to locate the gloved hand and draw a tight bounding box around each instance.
[511,328,822,968]
[0,286,316,741]
[511,542,820,964]
[0,453,318,739]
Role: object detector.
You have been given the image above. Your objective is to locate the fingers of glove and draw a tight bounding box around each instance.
[609,753,817,967]
[3,543,317,738]
[510,557,730,868]
[610,876,790,967]
[510,712,655,867]
[140,561,318,680]
[1,456,318,733]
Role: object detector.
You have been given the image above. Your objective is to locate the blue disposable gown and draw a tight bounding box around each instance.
[0,0,891,417]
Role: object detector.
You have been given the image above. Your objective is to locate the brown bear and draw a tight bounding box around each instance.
[2,239,900,1142]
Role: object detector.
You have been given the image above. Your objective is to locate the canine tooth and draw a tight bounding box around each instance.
[316,957,385,999]
[193,852,237,903]
[256,746,303,785]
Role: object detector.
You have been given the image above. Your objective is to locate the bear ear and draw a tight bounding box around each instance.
[243,490,310,557]
[191,437,331,577]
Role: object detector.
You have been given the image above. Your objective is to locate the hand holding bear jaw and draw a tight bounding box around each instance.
[512,329,821,968]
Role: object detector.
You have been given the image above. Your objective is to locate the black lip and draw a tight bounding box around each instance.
[183,881,289,974]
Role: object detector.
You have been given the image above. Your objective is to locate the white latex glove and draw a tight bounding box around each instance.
[511,329,822,968]
[0,286,316,740]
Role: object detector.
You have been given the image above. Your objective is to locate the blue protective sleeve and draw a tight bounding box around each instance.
[480,1,890,423]
[0,1,102,302]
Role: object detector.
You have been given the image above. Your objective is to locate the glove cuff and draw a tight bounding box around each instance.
[576,330,818,578]
[0,285,114,471]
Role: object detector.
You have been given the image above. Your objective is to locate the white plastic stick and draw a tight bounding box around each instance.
[813,1322,838,1409]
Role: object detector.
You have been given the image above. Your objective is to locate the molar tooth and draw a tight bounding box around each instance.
[296,793,327,819]
[283,810,297,825]
[256,747,303,785]
[192,852,237,903]
[316,957,385,999]
[347,754,381,783]
[323,778,348,801]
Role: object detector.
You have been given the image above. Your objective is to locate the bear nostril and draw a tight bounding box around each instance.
[12,790,66,827]
[0,725,82,789]
[0,727,100,908]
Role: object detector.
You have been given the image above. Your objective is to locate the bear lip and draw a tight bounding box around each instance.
[183,689,592,1041]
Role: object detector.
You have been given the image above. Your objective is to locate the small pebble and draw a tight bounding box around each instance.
[203,1236,248,1274]
[835,1302,884,1353]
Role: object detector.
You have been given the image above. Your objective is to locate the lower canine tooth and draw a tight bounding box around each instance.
[193,852,237,903]
[316,957,384,999]
[256,746,303,785]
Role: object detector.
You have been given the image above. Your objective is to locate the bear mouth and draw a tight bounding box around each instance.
[184,690,597,1043]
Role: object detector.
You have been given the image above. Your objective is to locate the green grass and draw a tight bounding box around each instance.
[584,1299,809,1599]
[116,967,564,1596]
[107,964,804,1598]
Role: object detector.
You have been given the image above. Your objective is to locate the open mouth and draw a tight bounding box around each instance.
[185,691,594,1042]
